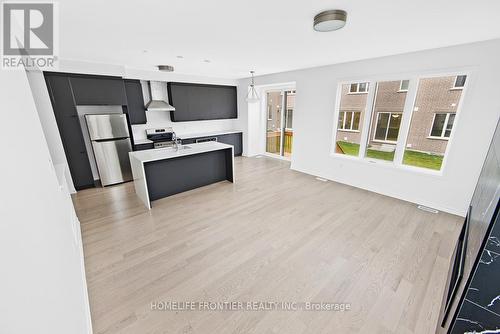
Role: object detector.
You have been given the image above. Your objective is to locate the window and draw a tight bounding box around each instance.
[403,75,465,170]
[453,75,467,89]
[399,80,409,91]
[333,73,466,171]
[374,112,402,142]
[349,82,369,94]
[335,83,370,156]
[430,113,455,138]
[365,80,408,162]
[338,111,361,131]
[285,109,293,129]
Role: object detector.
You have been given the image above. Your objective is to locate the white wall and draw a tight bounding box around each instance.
[238,39,500,216]
[0,69,92,333]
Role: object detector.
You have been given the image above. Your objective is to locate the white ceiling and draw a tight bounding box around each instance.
[59,0,500,79]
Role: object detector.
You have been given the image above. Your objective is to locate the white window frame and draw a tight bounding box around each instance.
[398,80,409,92]
[372,112,403,143]
[331,68,472,175]
[428,112,455,140]
[338,111,361,132]
[348,82,369,94]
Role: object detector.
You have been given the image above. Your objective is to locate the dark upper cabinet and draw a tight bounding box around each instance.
[168,82,237,122]
[70,75,127,105]
[124,79,147,124]
[44,73,94,190]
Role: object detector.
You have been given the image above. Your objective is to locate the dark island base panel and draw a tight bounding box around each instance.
[144,149,233,203]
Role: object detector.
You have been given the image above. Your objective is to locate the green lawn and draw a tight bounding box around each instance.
[402,150,444,170]
[367,149,394,161]
[336,141,359,156]
[336,141,443,170]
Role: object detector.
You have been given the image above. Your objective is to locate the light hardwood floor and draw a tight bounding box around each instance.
[73,156,463,334]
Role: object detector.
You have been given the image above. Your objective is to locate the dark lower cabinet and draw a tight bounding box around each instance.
[180,132,242,156]
[180,138,196,145]
[217,133,243,156]
[44,73,94,190]
[133,143,154,151]
[70,75,127,105]
[124,80,147,124]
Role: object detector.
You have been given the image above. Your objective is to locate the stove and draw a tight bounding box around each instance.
[146,127,176,149]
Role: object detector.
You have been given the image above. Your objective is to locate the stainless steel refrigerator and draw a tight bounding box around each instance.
[85,114,133,186]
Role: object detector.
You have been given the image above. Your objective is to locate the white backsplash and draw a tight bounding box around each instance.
[131,110,240,140]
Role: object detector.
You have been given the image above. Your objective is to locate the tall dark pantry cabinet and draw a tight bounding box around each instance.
[438,120,500,333]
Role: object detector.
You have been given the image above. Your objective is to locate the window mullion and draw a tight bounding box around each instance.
[359,82,376,158]
[384,113,391,141]
[441,113,449,138]
[394,78,419,166]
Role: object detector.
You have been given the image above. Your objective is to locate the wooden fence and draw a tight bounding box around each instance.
[266,130,293,156]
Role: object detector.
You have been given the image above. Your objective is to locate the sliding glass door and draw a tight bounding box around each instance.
[265,89,295,158]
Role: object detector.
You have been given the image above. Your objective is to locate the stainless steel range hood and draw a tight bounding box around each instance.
[145,81,175,112]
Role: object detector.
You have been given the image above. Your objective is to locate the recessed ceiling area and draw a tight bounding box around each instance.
[59,0,500,79]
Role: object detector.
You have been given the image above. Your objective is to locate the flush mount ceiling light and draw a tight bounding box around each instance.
[313,10,347,32]
[157,65,174,72]
[246,71,260,103]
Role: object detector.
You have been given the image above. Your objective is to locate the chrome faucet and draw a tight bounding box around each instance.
[172,132,182,151]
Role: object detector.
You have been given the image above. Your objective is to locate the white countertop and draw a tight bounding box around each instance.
[129,141,233,164]
[177,129,242,139]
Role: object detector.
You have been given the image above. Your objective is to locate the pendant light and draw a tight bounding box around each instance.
[246,71,260,103]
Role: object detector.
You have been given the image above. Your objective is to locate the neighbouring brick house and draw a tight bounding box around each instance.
[336,75,465,156]
[405,76,464,154]
[266,90,295,131]
[335,83,368,146]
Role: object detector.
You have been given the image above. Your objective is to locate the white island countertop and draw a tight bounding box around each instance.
[129,142,235,209]
[129,141,233,163]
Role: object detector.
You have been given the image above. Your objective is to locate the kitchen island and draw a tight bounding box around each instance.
[129,142,234,209]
